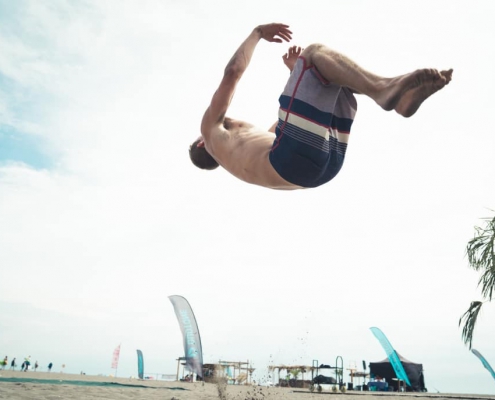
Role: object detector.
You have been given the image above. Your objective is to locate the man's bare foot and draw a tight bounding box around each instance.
[374,69,436,111]
[394,68,453,117]
[374,68,452,115]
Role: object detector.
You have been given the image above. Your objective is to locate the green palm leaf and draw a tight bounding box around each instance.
[460,213,495,348]
[459,301,484,349]
[466,214,495,300]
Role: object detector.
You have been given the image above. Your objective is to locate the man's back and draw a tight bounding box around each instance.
[204,118,302,190]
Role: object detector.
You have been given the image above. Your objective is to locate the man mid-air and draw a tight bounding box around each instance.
[190,23,452,189]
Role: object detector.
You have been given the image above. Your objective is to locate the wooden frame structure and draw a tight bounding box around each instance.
[202,360,255,385]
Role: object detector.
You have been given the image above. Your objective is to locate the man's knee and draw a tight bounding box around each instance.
[301,43,327,63]
[305,43,326,52]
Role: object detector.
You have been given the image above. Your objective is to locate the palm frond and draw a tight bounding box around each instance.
[479,267,495,300]
[459,301,484,349]
[466,214,495,300]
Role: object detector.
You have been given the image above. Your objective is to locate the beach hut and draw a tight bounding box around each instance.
[369,353,426,392]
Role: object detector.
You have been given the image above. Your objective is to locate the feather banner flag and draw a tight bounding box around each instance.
[136,349,144,380]
[472,349,495,382]
[370,327,411,386]
[111,344,121,370]
[169,295,203,377]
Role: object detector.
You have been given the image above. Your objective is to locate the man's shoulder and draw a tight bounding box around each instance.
[203,125,230,145]
[202,125,231,157]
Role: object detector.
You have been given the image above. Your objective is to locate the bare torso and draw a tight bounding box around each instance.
[204,117,303,190]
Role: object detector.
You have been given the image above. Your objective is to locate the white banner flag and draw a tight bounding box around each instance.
[111,344,121,369]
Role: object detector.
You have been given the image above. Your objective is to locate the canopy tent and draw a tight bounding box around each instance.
[369,353,426,392]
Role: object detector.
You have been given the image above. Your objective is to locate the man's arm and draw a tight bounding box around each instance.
[201,23,292,137]
[268,46,303,133]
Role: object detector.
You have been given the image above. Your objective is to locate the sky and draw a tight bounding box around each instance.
[1,0,494,395]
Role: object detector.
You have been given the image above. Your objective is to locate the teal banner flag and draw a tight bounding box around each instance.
[370,327,411,386]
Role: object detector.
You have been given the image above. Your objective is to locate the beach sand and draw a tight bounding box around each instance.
[0,370,494,400]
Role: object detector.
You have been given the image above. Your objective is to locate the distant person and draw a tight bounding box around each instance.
[48,362,53,372]
[190,23,452,189]
[1,356,7,370]
[21,361,26,371]
[23,357,31,372]
[10,358,16,370]
[34,361,39,371]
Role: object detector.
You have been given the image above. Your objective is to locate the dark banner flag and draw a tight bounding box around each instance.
[168,295,203,377]
[136,349,144,380]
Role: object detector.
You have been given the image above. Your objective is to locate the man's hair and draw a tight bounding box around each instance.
[189,139,219,170]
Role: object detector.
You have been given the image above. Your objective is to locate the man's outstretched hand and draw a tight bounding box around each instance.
[282,45,303,72]
[258,23,292,43]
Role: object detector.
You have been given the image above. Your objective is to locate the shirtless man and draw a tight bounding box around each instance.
[190,23,452,190]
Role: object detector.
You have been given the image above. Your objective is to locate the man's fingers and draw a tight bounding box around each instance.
[277,28,292,41]
[286,45,302,56]
[283,31,292,40]
[281,26,292,35]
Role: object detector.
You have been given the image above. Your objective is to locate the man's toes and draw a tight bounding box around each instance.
[427,68,439,78]
[431,69,444,80]
[440,69,453,84]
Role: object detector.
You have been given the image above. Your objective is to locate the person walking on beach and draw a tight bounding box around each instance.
[190,23,452,189]
[47,362,53,372]
[10,358,16,370]
[23,356,31,372]
[1,356,7,370]
[34,361,39,371]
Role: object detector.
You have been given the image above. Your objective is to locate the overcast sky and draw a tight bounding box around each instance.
[1,0,495,395]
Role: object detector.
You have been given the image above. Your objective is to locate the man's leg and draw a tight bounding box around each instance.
[301,44,452,117]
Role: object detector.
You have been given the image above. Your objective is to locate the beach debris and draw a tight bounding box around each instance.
[215,377,228,400]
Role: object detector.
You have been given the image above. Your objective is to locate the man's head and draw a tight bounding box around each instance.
[189,138,219,170]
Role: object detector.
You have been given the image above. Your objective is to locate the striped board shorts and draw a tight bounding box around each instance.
[269,57,357,188]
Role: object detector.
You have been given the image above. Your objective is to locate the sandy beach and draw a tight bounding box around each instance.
[0,370,494,400]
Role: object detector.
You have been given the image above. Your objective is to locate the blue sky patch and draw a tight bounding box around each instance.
[0,127,52,169]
